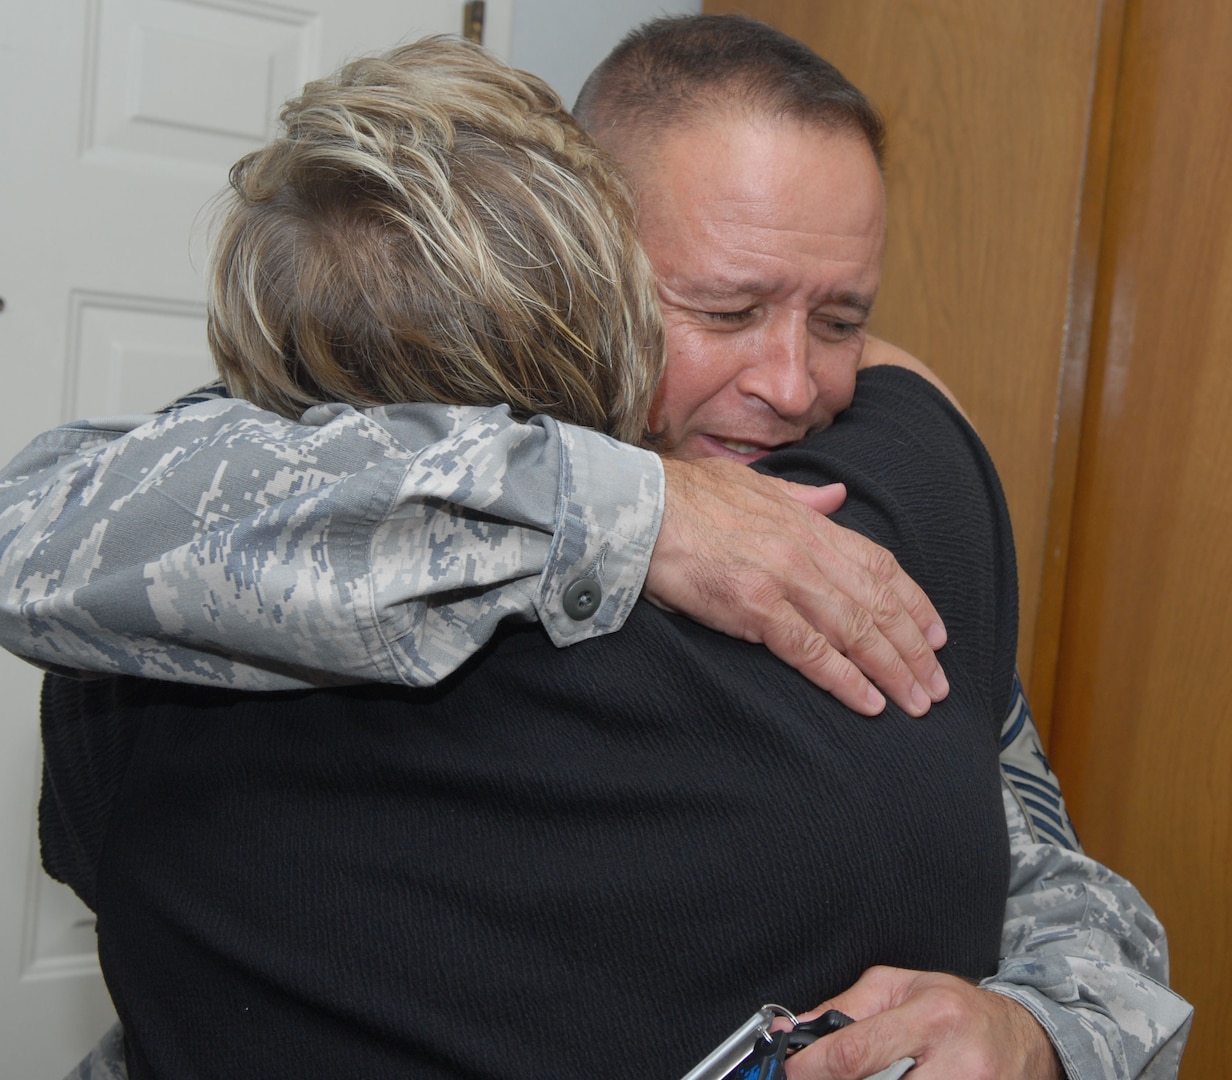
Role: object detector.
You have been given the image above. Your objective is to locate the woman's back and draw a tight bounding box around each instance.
[73,368,1017,1079]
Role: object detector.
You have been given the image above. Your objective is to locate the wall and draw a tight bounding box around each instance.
[511,0,701,106]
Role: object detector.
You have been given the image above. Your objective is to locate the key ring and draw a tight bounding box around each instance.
[679,1003,915,1080]
[756,1004,800,1042]
[679,1003,816,1079]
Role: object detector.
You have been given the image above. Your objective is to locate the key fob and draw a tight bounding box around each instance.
[784,1008,855,1052]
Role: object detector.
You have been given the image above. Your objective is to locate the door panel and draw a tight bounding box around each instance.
[1048,2,1232,1073]
[0,2,490,1072]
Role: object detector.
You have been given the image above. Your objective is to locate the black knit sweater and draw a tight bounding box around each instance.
[41,367,1017,1079]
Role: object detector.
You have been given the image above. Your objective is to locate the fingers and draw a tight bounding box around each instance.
[772,478,950,710]
[788,481,849,517]
[755,605,887,715]
[795,964,917,1034]
[774,518,950,713]
[785,968,1063,1080]
[775,475,947,650]
[645,459,948,715]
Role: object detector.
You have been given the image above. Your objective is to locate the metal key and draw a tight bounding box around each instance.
[680,1006,852,1080]
[731,1027,791,1080]
[680,1005,784,1080]
[679,1005,914,1080]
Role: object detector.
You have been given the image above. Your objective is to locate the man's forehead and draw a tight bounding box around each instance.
[632,113,886,315]
[612,103,875,180]
[635,116,885,236]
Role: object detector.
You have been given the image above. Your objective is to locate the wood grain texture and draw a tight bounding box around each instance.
[704,3,1229,1072]
[1027,0,1126,740]
[705,0,1106,733]
[1049,0,1232,1072]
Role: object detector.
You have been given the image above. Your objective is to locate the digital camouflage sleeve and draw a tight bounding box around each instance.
[991,679,1193,1078]
[0,397,1192,1079]
[0,395,663,688]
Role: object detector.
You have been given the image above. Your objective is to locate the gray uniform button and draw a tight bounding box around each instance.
[562,578,601,620]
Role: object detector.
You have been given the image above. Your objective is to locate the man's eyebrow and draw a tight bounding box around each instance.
[685,282,876,316]
[690,279,768,302]
[819,291,874,318]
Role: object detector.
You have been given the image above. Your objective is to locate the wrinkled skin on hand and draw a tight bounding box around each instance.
[644,457,950,717]
[785,967,1063,1080]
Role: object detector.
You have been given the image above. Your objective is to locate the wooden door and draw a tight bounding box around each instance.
[1048,2,1232,1075]
[708,0,1229,1074]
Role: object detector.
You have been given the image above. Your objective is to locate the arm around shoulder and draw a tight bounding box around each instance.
[0,400,664,689]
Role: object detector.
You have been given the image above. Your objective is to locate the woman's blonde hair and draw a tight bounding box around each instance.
[207,36,663,444]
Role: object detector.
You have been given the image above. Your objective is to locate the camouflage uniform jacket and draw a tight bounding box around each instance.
[992,687,1192,1078]
[0,396,661,687]
[0,397,1191,1079]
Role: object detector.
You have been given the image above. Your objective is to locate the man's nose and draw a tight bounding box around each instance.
[736,315,820,421]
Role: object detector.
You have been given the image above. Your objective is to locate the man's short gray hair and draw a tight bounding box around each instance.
[575,14,885,167]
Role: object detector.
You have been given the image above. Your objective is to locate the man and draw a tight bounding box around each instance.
[572,20,1187,1077]
[3,16,1189,1080]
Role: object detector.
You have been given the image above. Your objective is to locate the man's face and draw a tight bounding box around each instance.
[631,117,886,463]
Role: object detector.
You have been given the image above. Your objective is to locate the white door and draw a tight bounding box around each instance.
[0,2,511,1073]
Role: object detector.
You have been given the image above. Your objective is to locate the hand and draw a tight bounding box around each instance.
[786,967,1063,1080]
[644,457,948,717]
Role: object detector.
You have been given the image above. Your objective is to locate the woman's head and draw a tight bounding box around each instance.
[207,36,663,444]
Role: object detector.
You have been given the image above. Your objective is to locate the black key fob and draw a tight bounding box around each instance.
[785,1008,855,1052]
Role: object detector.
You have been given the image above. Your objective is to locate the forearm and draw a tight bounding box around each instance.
[0,400,662,689]
[986,782,1193,1079]
[2,366,962,706]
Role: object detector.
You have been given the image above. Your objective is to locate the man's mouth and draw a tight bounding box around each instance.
[694,434,794,464]
[716,438,766,454]
[682,432,806,463]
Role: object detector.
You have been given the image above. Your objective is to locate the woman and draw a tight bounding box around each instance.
[47,36,1018,1080]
